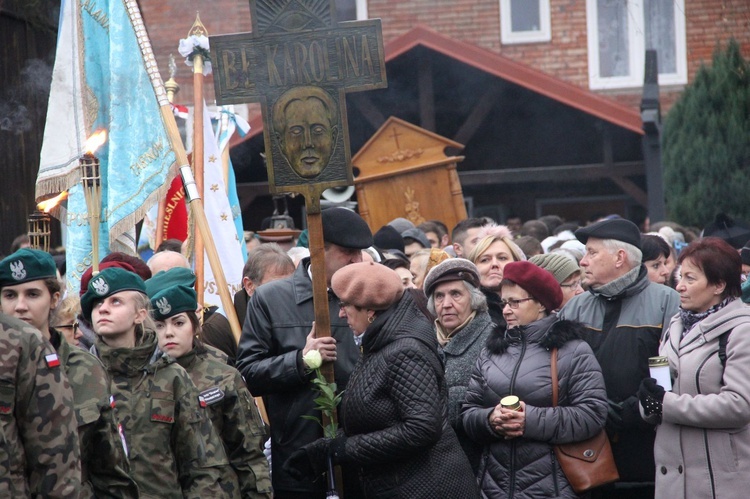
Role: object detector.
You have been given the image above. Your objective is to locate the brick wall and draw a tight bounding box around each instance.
[139,0,750,114]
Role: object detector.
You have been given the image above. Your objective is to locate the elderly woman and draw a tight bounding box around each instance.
[423,259,493,472]
[284,262,479,498]
[529,252,584,309]
[462,261,608,498]
[468,225,526,326]
[638,238,750,498]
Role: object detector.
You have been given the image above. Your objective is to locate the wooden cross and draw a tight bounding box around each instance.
[209,0,387,401]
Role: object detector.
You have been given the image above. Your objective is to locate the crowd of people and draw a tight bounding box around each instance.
[3,208,750,498]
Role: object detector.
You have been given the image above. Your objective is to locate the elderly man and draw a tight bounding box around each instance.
[236,207,372,499]
[423,259,493,473]
[558,218,679,499]
[233,243,295,330]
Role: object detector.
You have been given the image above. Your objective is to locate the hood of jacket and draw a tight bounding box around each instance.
[94,329,172,376]
[485,314,585,355]
[362,289,437,357]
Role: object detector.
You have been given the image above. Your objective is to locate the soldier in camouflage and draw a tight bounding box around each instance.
[81,265,233,498]
[0,249,138,498]
[0,312,81,497]
[147,269,273,498]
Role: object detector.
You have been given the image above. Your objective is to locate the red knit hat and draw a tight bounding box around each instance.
[502,261,563,312]
[331,262,404,311]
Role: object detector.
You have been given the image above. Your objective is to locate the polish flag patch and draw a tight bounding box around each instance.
[45,353,60,368]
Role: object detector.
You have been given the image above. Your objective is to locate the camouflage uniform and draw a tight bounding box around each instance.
[0,313,81,498]
[177,346,273,498]
[50,328,139,498]
[93,329,232,499]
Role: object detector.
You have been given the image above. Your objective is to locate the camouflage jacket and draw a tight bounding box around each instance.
[93,330,231,499]
[0,313,81,498]
[50,329,138,498]
[177,347,272,498]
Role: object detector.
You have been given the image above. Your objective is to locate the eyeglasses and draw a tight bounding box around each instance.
[53,322,78,332]
[560,279,582,289]
[338,301,350,310]
[500,297,534,309]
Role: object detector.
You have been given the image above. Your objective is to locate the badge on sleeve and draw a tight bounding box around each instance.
[45,353,61,368]
[199,386,225,406]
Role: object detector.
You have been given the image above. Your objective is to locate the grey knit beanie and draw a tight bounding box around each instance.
[529,253,580,285]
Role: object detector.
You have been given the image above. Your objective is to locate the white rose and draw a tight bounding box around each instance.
[303,350,323,370]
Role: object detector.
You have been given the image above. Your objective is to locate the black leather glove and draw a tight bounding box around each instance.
[282,438,332,482]
[638,377,665,421]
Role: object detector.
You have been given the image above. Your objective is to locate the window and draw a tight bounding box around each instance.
[500,0,551,44]
[586,0,686,90]
[335,0,368,21]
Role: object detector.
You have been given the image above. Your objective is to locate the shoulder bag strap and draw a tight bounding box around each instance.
[550,347,559,407]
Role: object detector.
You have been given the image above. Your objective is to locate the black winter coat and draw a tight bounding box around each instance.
[339,290,480,499]
[462,315,608,498]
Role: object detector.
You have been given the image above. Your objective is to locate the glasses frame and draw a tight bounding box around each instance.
[500,297,534,309]
[559,279,582,289]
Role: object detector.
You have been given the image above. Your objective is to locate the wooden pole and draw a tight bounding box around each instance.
[192,52,205,314]
[156,57,180,249]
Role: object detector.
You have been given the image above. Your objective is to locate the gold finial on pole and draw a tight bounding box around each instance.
[165,54,180,104]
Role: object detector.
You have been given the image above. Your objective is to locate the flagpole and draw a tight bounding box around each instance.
[189,15,206,315]
[157,55,180,249]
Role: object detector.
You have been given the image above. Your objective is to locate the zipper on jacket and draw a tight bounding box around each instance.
[507,332,526,499]
[509,331,527,395]
[550,448,560,496]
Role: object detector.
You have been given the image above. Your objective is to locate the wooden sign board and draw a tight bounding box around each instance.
[353,117,468,231]
[210,0,387,200]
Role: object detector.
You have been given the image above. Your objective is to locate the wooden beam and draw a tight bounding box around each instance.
[458,161,645,186]
[418,54,435,131]
[453,86,500,146]
[348,93,386,131]
[610,175,648,207]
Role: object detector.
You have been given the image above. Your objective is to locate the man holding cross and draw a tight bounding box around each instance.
[236,207,372,498]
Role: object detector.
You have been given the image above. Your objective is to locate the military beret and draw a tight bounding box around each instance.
[81,267,147,321]
[79,261,137,296]
[331,262,404,311]
[503,261,563,313]
[575,218,642,250]
[322,207,373,249]
[423,258,481,297]
[0,249,57,287]
[145,268,197,298]
[150,285,198,321]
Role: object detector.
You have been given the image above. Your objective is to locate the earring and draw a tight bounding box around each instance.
[367,316,374,324]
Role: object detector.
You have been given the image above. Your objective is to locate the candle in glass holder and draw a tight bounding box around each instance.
[649,356,672,391]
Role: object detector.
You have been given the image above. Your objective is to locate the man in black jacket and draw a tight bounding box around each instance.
[559,218,679,499]
[236,207,372,499]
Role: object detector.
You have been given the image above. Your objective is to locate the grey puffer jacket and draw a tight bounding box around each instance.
[340,290,480,499]
[462,314,608,498]
[441,310,493,472]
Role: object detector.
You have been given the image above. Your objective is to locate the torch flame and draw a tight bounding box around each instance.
[84,129,107,154]
[37,191,69,213]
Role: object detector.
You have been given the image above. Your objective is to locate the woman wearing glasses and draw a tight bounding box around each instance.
[0,249,138,498]
[462,261,607,498]
[529,252,585,309]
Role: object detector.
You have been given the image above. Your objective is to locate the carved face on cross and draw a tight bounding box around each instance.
[272,86,339,179]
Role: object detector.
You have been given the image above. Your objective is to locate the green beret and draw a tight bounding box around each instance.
[150,285,198,321]
[81,267,147,321]
[145,268,196,298]
[0,249,57,287]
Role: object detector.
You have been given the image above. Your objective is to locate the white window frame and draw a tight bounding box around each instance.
[500,0,551,45]
[586,0,687,90]
[356,0,368,20]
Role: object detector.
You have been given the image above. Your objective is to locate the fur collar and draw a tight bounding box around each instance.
[486,317,584,355]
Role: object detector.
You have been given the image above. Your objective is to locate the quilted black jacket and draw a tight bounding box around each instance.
[339,290,480,499]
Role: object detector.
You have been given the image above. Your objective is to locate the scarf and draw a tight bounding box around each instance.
[592,265,640,298]
[436,311,477,346]
[679,297,733,337]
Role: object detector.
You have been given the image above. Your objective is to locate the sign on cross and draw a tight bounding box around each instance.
[210,0,387,202]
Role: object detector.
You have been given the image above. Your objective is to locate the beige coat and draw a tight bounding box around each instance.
[656,299,750,498]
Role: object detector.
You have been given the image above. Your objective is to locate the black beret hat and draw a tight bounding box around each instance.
[575,218,642,250]
[373,225,405,252]
[322,207,373,249]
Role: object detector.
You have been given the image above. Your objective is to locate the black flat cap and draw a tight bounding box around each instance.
[322,207,373,249]
[373,225,405,252]
[575,218,642,250]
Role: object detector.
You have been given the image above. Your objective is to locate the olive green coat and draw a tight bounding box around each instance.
[51,329,138,498]
[94,330,231,499]
[177,347,272,498]
[0,313,80,498]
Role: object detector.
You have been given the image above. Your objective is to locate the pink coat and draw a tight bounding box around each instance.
[655,299,750,498]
